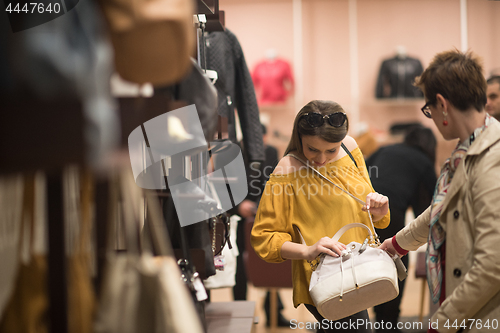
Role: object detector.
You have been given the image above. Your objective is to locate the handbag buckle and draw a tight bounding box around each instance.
[308,253,326,271]
[358,238,369,254]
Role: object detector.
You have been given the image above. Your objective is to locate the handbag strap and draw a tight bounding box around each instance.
[341,143,358,169]
[144,189,175,257]
[287,153,365,206]
[119,170,142,255]
[20,173,36,256]
[287,152,380,245]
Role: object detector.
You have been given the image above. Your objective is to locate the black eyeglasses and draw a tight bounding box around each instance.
[300,112,347,128]
[421,101,434,119]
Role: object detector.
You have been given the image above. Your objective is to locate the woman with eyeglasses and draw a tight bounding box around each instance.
[380,50,500,333]
[251,100,390,332]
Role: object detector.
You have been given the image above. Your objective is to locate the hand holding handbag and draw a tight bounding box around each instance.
[288,153,407,321]
[305,223,399,321]
[288,151,408,280]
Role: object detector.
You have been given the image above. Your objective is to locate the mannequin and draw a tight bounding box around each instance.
[265,48,277,61]
[395,45,407,59]
[376,46,423,99]
[252,49,294,105]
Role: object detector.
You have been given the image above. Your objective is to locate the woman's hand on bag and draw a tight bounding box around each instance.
[379,238,397,256]
[305,237,347,260]
[362,192,389,220]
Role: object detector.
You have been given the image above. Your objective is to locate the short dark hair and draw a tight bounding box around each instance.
[414,49,487,112]
[404,126,437,164]
[487,76,500,86]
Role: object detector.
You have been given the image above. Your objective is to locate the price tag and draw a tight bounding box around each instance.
[214,254,225,271]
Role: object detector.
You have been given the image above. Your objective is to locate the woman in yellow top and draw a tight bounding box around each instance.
[251,100,390,332]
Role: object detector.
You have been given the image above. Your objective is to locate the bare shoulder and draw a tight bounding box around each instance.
[273,155,305,175]
[342,135,359,152]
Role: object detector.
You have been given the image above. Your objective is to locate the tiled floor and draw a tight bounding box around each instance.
[210,260,430,333]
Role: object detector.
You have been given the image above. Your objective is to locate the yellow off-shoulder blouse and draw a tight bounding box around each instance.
[251,147,390,308]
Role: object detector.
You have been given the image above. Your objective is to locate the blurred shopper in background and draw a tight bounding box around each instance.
[486,76,500,121]
[366,124,437,333]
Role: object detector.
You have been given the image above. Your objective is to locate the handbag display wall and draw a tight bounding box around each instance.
[94,170,204,333]
[0,175,48,333]
[0,169,96,333]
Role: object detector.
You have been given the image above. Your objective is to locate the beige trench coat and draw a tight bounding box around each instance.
[395,120,500,333]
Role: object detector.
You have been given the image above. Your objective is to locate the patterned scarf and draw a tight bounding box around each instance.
[426,115,494,303]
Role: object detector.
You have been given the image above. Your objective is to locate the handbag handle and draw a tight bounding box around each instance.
[331,223,373,243]
[297,223,373,246]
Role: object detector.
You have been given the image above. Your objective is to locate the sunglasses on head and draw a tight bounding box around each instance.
[300,112,347,128]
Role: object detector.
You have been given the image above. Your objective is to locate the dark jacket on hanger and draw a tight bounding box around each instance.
[203,28,265,164]
[375,56,424,98]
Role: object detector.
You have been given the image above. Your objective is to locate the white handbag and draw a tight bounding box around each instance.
[307,223,399,321]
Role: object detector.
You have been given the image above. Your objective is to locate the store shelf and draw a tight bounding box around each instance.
[206,10,225,32]
[197,0,217,15]
[206,301,257,333]
[0,96,84,175]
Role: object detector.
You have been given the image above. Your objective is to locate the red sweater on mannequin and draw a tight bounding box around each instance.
[252,58,294,105]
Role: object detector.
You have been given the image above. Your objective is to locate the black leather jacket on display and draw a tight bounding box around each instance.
[375,56,424,98]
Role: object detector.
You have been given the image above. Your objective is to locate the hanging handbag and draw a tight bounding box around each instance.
[65,168,96,333]
[99,0,195,86]
[94,169,204,333]
[175,58,219,142]
[288,153,407,321]
[0,174,49,333]
[203,214,239,289]
[0,175,24,319]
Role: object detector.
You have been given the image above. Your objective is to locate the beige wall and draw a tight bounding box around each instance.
[220,0,500,168]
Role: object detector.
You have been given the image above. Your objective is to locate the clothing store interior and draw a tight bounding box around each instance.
[1,0,499,333]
